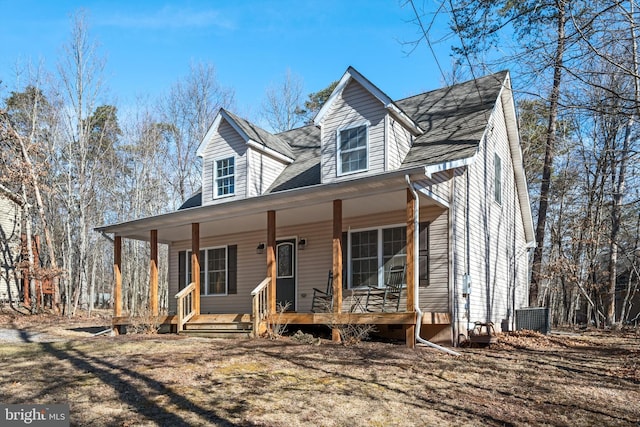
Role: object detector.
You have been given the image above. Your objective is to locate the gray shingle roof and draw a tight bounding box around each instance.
[179,71,507,207]
[178,189,202,210]
[267,125,321,193]
[223,109,296,160]
[396,71,507,168]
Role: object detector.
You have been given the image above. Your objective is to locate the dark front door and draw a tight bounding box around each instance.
[276,239,296,311]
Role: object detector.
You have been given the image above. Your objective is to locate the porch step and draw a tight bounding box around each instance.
[184,322,253,331]
[179,314,253,339]
[179,328,252,339]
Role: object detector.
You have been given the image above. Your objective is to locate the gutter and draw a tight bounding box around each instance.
[96,165,428,236]
[423,157,475,180]
[406,175,461,356]
[247,140,295,164]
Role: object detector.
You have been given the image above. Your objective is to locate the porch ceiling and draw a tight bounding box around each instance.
[97,168,443,243]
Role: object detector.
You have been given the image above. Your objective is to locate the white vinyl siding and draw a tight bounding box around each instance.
[201,119,247,205]
[247,147,287,196]
[413,171,452,205]
[422,209,449,311]
[320,79,387,183]
[451,99,529,335]
[170,233,262,314]
[167,205,449,314]
[0,195,21,301]
[387,116,413,170]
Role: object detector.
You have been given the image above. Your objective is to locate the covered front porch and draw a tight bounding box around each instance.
[106,171,452,347]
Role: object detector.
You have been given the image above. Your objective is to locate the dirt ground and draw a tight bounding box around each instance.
[0,312,638,427]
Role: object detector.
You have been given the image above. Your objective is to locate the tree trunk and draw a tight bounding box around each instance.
[607,2,639,325]
[530,0,567,306]
[607,117,631,325]
[20,184,37,312]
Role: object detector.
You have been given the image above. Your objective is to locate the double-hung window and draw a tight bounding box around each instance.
[185,247,227,295]
[349,225,407,288]
[351,230,379,287]
[338,124,368,175]
[178,246,237,295]
[215,157,235,198]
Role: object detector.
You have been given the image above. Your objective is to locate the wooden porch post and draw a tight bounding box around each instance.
[406,189,416,348]
[150,229,158,316]
[332,199,343,342]
[267,210,276,315]
[191,223,200,316]
[114,235,122,321]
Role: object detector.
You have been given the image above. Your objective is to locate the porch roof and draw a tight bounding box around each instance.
[96,166,438,243]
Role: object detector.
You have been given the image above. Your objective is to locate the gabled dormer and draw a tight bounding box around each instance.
[314,67,423,184]
[196,109,295,205]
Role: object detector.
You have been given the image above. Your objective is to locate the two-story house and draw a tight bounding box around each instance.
[98,67,534,347]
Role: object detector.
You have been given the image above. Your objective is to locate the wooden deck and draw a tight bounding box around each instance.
[112,312,450,327]
[111,311,451,346]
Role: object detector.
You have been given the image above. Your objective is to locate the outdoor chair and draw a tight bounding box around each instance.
[311,271,334,312]
[365,265,405,312]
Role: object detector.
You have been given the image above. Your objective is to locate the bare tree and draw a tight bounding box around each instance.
[260,69,305,132]
[158,62,234,206]
[1,65,63,312]
[113,103,172,315]
[0,108,61,312]
[57,10,118,314]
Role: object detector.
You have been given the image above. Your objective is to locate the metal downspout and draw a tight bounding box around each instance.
[406,175,461,356]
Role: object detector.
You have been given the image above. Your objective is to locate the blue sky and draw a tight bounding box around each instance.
[0,1,454,118]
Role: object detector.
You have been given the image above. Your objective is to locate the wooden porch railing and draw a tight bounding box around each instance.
[175,282,197,332]
[251,277,271,337]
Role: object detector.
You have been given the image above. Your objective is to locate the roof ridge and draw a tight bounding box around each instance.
[222,109,296,160]
[394,70,509,103]
[275,122,317,136]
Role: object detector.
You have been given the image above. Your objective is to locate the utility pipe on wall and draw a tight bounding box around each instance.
[406,175,461,357]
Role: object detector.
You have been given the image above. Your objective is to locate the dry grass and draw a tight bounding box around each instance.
[0,313,638,426]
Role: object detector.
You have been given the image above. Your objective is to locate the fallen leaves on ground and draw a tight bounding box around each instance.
[0,313,638,426]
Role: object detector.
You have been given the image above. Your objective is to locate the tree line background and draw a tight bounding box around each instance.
[1,3,639,326]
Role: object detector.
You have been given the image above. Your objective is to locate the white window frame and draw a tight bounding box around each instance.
[214,156,235,199]
[347,224,407,289]
[186,245,228,296]
[337,122,369,176]
[494,153,502,205]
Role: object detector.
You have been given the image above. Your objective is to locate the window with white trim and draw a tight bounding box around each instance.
[349,225,406,288]
[215,157,235,197]
[186,247,227,295]
[337,124,368,175]
[494,153,502,204]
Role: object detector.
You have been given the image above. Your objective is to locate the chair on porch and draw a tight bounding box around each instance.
[365,265,405,312]
[311,271,334,312]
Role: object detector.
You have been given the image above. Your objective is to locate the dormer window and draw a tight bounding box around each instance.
[215,156,235,198]
[337,124,368,175]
